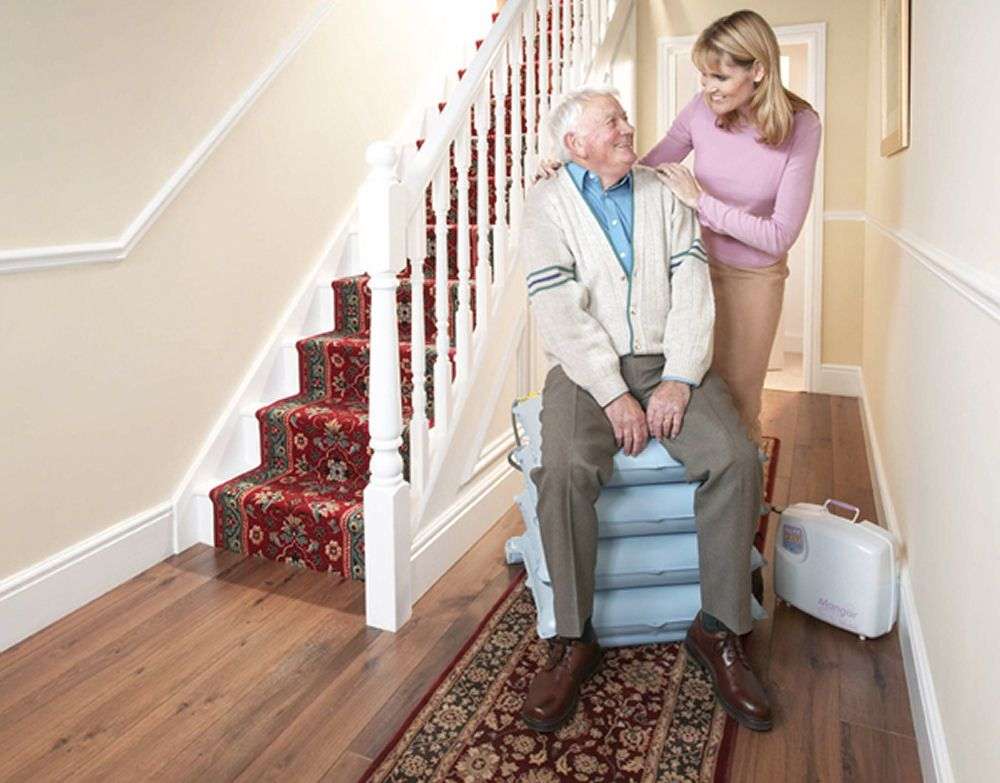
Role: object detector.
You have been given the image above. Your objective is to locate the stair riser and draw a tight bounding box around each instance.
[333,276,476,345]
[297,336,452,411]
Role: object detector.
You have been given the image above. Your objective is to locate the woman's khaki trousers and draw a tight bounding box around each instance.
[708,258,789,445]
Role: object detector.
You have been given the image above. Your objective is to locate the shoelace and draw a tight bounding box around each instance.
[715,634,751,669]
[544,640,569,670]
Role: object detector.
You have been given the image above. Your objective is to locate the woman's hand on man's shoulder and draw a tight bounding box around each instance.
[655,163,702,210]
[533,159,562,184]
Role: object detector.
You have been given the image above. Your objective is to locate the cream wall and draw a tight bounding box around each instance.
[635,0,870,364]
[863,1,1000,780]
[0,1,492,580]
[1,0,321,246]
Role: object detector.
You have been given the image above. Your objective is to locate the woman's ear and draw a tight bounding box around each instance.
[752,61,766,85]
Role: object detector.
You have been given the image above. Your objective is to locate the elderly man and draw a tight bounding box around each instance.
[517,87,772,733]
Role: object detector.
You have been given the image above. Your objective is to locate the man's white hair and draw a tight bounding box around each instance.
[545,86,622,163]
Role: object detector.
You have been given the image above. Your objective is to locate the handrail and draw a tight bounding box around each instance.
[401,0,529,215]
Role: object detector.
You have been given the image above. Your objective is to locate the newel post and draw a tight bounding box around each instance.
[361,141,412,632]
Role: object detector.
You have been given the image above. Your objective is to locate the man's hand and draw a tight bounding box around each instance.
[646,380,692,440]
[655,163,702,210]
[604,393,649,456]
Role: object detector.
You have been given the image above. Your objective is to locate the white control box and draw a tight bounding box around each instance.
[774,500,899,639]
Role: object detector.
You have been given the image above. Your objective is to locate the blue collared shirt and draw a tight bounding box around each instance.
[565,161,634,276]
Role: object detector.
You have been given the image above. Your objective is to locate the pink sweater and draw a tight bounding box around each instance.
[640,92,822,269]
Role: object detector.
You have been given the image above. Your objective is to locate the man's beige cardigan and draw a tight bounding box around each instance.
[518,164,715,407]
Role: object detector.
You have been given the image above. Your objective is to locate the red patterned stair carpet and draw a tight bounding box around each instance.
[209,9,556,579]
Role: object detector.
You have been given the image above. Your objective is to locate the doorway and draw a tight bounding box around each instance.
[656,24,827,392]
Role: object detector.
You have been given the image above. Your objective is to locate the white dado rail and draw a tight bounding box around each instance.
[360,0,628,631]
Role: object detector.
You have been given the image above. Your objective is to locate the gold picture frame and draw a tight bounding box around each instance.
[880,0,910,156]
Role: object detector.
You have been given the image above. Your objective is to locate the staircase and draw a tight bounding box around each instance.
[194,0,634,631]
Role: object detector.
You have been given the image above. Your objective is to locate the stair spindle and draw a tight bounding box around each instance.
[431,160,452,436]
[360,141,411,632]
[562,0,572,90]
[524,0,538,180]
[492,49,509,286]
[508,17,524,236]
[407,203,429,499]
[474,88,491,343]
[586,0,595,60]
[454,124,473,387]
[551,0,561,96]
[574,0,585,85]
[538,0,550,123]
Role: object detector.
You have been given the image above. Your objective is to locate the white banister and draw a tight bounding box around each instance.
[401,1,531,209]
[360,141,411,632]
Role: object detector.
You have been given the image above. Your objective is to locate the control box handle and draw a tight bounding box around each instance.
[823,498,861,523]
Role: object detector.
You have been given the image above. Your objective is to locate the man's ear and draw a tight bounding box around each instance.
[564,131,582,159]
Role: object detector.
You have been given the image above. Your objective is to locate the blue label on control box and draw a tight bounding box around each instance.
[782,523,805,554]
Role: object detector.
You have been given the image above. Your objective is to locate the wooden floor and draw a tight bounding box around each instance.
[0,391,922,782]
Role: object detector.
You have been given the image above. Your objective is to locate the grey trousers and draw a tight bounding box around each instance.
[529,358,762,636]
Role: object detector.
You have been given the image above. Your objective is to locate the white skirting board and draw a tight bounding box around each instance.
[0,503,175,653]
[815,362,862,397]
[857,373,954,783]
[409,445,520,603]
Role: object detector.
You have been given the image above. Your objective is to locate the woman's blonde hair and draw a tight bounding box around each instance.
[692,9,814,147]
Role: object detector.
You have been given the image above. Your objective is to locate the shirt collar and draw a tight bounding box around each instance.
[566,161,632,194]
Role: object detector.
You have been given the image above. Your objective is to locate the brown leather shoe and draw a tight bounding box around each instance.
[521,637,602,732]
[684,612,773,731]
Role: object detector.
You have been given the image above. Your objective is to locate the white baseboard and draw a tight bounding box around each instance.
[783,332,804,354]
[409,455,520,603]
[815,362,862,397]
[857,373,954,783]
[0,503,175,653]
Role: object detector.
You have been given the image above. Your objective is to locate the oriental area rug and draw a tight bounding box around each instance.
[362,437,779,783]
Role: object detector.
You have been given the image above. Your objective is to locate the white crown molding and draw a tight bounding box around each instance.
[0,502,174,652]
[857,372,954,783]
[0,1,335,276]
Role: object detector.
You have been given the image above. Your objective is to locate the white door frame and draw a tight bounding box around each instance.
[656,23,827,393]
